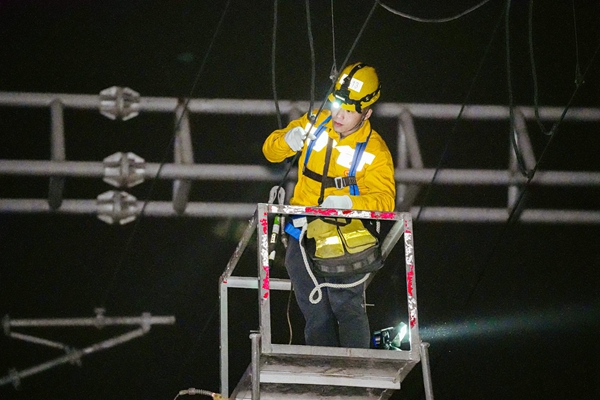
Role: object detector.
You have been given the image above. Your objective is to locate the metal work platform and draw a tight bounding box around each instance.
[229,344,430,399]
[219,203,433,399]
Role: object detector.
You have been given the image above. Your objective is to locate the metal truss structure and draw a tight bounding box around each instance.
[1,309,175,388]
[1,90,599,224]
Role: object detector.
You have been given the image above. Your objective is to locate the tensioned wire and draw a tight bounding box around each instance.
[271,0,283,129]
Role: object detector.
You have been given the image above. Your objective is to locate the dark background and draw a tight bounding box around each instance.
[0,1,599,399]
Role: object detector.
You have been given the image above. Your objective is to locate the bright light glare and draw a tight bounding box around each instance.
[419,302,597,342]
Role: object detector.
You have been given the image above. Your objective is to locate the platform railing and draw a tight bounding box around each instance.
[219,204,431,398]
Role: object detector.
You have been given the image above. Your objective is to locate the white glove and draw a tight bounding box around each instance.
[321,195,353,209]
[284,126,316,151]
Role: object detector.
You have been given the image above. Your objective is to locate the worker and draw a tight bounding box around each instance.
[262,62,396,348]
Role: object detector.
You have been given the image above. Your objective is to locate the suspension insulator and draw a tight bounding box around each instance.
[96,190,139,225]
[99,86,140,121]
[102,152,146,188]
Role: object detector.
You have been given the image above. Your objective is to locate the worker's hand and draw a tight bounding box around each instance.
[284,127,316,151]
[321,195,353,209]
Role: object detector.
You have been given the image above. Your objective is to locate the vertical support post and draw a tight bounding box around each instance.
[173,101,194,214]
[219,280,229,397]
[420,342,435,400]
[396,110,424,211]
[49,99,65,210]
[257,204,272,352]
[250,332,261,400]
[403,213,422,357]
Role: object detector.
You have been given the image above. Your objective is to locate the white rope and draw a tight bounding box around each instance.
[297,223,370,305]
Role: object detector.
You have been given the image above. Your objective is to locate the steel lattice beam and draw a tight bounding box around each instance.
[1,92,599,224]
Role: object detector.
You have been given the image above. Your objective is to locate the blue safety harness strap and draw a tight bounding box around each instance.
[304,115,331,165]
[347,129,372,196]
[285,119,372,240]
[303,126,373,196]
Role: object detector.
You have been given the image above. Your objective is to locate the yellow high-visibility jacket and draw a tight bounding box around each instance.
[262,110,396,212]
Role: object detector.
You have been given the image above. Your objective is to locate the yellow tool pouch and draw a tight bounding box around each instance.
[305,217,383,277]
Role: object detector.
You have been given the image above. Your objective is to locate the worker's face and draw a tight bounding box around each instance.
[331,106,372,138]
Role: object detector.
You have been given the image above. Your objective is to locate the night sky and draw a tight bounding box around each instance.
[1,1,599,399]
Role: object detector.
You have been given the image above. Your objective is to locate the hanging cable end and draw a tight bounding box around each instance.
[329,64,338,82]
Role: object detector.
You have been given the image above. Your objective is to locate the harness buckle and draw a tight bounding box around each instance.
[334,177,345,189]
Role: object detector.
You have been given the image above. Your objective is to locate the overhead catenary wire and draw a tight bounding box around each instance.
[414,1,506,222]
[504,1,600,224]
[528,0,550,136]
[400,2,599,394]
[462,38,600,308]
[391,0,595,234]
[271,0,283,129]
[378,0,492,23]
[520,42,600,191]
[305,0,316,114]
[329,0,338,81]
[425,14,600,399]
[571,0,584,86]
[529,0,585,137]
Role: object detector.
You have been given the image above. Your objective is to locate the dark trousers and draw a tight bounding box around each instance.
[285,237,371,348]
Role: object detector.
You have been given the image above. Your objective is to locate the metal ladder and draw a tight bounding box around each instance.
[219,203,434,399]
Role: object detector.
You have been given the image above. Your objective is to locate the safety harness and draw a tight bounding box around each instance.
[302,115,373,198]
[284,115,372,241]
[282,114,379,304]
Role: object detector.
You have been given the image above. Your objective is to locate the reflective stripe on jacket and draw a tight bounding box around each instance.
[262,110,396,212]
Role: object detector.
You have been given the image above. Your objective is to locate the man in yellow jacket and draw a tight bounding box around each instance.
[262,63,396,348]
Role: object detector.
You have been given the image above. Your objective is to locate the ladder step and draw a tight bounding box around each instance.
[260,354,412,389]
[229,352,419,399]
